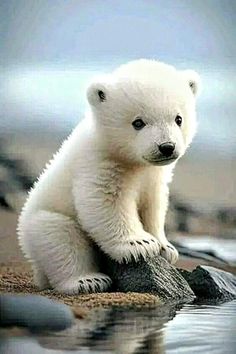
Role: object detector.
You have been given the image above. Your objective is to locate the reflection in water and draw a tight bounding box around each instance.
[165,301,236,353]
[37,304,177,353]
[35,300,236,354]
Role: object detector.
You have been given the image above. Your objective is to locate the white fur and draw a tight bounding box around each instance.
[17,59,200,294]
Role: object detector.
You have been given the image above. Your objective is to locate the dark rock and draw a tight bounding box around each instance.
[179,265,236,301]
[103,255,195,303]
[0,294,74,331]
[217,207,236,225]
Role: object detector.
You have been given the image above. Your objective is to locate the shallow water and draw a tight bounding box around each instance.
[31,300,236,354]
[165,301,236,354]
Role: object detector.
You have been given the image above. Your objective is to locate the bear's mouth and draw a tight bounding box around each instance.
[143,156,177,166]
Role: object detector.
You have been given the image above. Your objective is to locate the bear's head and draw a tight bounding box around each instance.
[87,59,200,166]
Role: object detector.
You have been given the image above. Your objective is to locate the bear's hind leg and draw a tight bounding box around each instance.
[18,210,111,294]
[32,264,51,290]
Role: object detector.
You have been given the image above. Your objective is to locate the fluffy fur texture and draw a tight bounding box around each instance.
[17,59,200,294]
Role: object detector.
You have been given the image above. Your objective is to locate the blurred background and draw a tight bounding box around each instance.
[0,0,236,263]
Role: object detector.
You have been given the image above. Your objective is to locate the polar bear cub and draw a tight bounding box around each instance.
[17,59,200,294]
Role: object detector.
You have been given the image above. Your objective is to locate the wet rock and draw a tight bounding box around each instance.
[0,294,74,331]
[103,255,195,303]
[179,265,236,301]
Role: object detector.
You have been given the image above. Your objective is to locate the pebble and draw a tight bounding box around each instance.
[0,294,75,331]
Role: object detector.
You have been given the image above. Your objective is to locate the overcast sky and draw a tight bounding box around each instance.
[1,0,236,67]
[0,0,235,154]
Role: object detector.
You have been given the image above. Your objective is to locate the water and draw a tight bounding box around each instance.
[165,301,236,353]
[28,300,236,354]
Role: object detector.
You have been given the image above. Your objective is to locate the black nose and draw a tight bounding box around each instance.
[158,142,175,157]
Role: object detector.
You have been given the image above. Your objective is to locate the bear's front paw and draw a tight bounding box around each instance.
[108,234,162,263]
[160,241,179,265]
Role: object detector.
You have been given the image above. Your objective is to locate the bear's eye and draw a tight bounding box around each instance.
[175,115,182,127]
[132,118,146,130]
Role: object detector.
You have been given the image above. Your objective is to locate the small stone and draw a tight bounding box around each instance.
[0,294,75,331]
[179,265,236,301]
[71,306,89,319]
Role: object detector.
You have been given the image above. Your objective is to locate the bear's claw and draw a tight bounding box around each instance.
[56,273,112,294]
[107,234,162,263]
[160,241,179,265]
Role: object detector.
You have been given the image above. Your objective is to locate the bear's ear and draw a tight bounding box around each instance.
[182,70,201,97]
[87,75,112,106]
